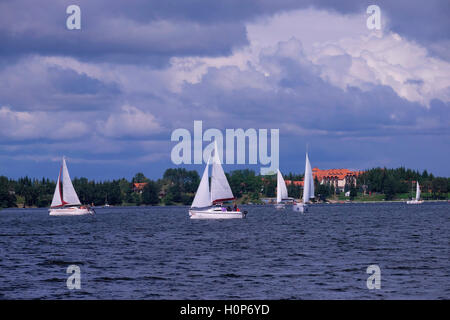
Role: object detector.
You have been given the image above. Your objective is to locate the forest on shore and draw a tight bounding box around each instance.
[0,167,449,208]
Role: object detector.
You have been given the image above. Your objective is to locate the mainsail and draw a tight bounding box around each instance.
[276,169,289,203]
[302,152,315,204]
[50,157,81,208]
[210,141,234,204]
[415,181,421,201]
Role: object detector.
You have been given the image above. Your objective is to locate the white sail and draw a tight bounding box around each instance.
[191,159,212,208]
[50,166,63,208]
[416,182,421,201]
[210,141,234,203]
[302,152,314,204]
[61,157,81,206]
[277,169,288,203]
[309,156,315,199]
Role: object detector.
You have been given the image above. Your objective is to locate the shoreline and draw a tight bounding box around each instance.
[2,199,449,210]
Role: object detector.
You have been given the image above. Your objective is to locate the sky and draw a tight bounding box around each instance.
[0,0,449,180]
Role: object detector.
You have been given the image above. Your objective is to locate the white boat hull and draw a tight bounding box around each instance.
[49,207,94,216]
[406,200,424,204]
[293,203,308,213]
[189,207,246,219]
[274,203,286,210]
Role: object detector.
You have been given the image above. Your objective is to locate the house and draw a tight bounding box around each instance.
[312,168,363,192]
[285,168,363,192]
[133,182,148,194]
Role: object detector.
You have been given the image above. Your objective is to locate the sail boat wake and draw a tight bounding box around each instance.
[293,151,315,213]
[48,157,95,216]
[189,141,247,219]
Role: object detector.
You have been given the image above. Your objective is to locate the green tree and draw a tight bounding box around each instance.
[228,169,261,198]
[349,186,358,200]
[383,175,397,200]
[317,183,330,201]
[0,176,16,208]
[142,181,160,205]
[132,173,149,183]
[432,177,447,199]
[106,181,123,205]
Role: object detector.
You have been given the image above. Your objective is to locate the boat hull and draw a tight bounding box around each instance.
[293,203,308,213]
[189,208,246,219]
[274,203,286,210]
[406,200,424,204]
[49,207,94,216]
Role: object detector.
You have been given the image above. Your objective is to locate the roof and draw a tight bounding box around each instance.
[312,168,363,181]
[284,168,364,186]
[285,180,304,187]
[133,182,148,190]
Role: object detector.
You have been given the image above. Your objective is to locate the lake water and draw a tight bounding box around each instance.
[0,202,448,299]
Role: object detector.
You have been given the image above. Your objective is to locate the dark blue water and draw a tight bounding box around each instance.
[0,202,448,299]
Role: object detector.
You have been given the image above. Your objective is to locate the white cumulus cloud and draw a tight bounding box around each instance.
[97,105,161,138]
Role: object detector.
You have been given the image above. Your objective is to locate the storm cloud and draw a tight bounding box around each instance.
[0,1,449,179]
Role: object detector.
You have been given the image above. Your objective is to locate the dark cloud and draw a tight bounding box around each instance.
[48,67,120,95]
[0,57,122,112]
[0,0,249,65]
[0,2,449,178]
[1,1,449,63]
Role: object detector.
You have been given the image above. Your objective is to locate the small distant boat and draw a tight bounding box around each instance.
[406,181,424,205]
[189,141,247,219]
[104,194,111,207]
[293,151,315,213]
[274,169,292,210]
[49,157,95,216]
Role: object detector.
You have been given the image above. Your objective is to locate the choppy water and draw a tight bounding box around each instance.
[0,202,448,299]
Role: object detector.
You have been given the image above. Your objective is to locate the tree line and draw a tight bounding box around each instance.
[357,167,449,200]
[0,167,449,208]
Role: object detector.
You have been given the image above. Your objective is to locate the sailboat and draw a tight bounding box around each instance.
[274,169,292,209]
[293,152,315,213]
[49,157,94,216]
[406,181,424,204]
[189,141,247,219]
[104,194,110,207]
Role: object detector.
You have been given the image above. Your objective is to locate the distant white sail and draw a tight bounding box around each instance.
[50,166,63,208]
[210,141,234,203]
[277,169,289,203]
[61,157,81,206]
[308,156,315,199]
[302,152,315,204]
[416,181,421,201]
[191,158,212,208]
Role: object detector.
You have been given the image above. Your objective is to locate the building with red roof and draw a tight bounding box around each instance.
[285,168,363,192]
[133,182,148,194]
